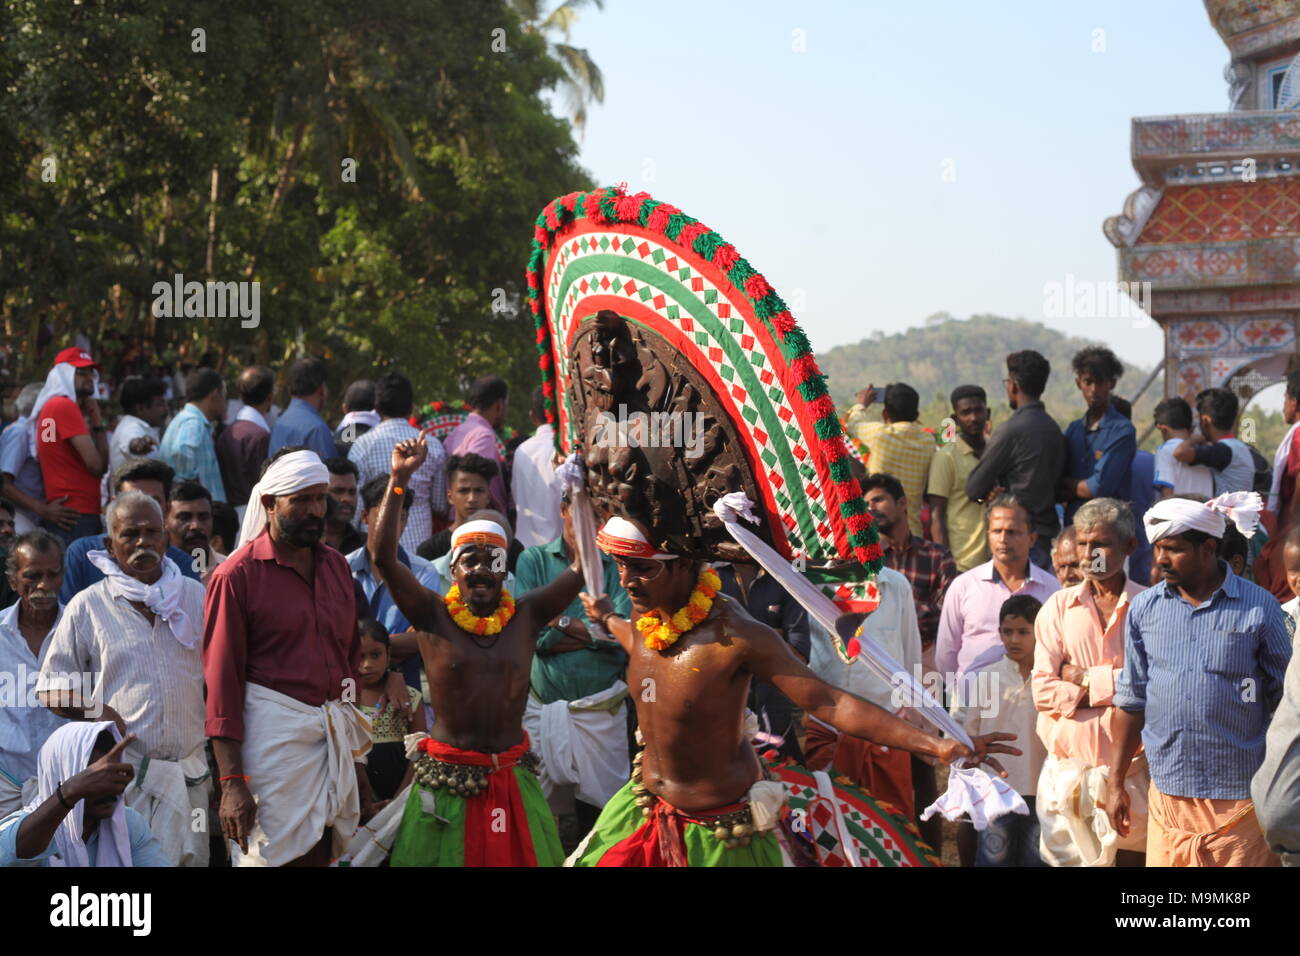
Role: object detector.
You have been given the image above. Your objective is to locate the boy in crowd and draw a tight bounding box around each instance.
[955,594,1047,867]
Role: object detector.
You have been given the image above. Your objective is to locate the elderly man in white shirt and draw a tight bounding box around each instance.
[0,531,70,815]
[805,566,924,817]
[34,490,208,867]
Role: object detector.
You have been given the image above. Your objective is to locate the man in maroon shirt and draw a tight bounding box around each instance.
[203,446,375,866]
[33,348,110,544]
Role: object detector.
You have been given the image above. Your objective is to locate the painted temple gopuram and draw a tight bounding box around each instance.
[1105,0,1300,405]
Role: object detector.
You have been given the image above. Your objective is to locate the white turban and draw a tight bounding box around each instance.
[237,449,331,548]
[28,363,88,457]
[1143,491,1264,545]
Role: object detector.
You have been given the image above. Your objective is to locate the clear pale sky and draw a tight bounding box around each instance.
[564,0,1231,372]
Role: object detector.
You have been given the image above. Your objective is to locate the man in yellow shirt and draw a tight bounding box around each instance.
[927,385,991,572]
[845,383,934,538]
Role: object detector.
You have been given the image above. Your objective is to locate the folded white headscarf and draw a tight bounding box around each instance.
[32,721,132,868]
[1143,491,1264,544]
[237,449,330,548]
[86,550,197,648]
[28,363,86,457]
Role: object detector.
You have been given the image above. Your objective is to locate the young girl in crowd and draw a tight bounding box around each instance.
[357,619,427,803]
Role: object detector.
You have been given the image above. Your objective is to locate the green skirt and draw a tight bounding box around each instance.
[390,766,564,867]
[571,779,785,867]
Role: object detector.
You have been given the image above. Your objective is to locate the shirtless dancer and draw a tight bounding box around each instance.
[572,516,1018,866]
[369,438,583,866]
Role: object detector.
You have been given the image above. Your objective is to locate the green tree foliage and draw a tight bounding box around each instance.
[0,0,594,431]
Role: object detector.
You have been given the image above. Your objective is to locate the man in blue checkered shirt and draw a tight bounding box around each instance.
[348,371,447,555]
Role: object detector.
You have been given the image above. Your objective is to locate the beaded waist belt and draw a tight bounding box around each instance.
[629,749,764,849]
[413,749,540,798]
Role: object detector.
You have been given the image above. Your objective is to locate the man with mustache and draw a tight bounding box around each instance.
[0,530,70,816]
[204,447,374,867]
[571,515,1019,867]
[34,490,209,867]
[166,480,226,585]
[1105,494,1290,867]
[58,458,202,604]
[367,438,586,866]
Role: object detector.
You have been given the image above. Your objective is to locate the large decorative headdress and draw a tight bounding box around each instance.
[525,185,882,600]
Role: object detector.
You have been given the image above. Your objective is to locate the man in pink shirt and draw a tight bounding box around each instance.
[935,494,1059,687]
[1032,497,1147,866]
[443,376,510,515]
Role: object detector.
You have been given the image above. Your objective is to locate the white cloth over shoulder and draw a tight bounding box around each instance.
[125,750,210,867]
[523,681,629,808]
[232,683,372,867]
[28,363,84,457]
[1271,423,1300,513]
[1036,753,1149,867]
[237,449,330,547]
[33,721,131,868]
[86,551,198,649]
[1143,491,1263,543]
[711,492,1027,829]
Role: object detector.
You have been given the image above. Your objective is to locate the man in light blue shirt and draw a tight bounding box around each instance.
[1105,495,1291,866]
[269,356,338,460]
[159,368,227,502]
[0,530,69,815]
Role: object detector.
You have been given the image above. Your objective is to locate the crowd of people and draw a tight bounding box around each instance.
[0,341,1296,868]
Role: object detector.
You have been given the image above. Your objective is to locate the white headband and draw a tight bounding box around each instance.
[237,450,331,548]
[450,519,509,566]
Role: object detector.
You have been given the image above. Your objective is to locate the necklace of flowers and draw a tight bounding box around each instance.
[444,584,516,637]
[635,568,721,651]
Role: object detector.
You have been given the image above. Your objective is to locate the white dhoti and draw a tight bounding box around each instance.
[125,747,211,867]
[1036,752,1149,867]
[232,683,372,867]
[0,768,37,817]
[522,681,630,810]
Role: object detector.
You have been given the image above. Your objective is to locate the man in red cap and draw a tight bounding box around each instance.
[32,348,109,544]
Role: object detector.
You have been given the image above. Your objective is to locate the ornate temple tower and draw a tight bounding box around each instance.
[1104,0,1300,406]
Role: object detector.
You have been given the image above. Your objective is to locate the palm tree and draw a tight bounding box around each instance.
[512,0,606,135]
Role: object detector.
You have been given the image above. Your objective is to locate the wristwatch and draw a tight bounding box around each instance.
[1081,672,1091,690]
[557,616,572,632]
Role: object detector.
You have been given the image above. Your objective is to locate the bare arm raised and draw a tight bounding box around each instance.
[367,437,440,632]
[731,600,1019,774]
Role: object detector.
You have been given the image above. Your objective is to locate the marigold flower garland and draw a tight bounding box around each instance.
[444,584,516,636]
[635,568,721,651]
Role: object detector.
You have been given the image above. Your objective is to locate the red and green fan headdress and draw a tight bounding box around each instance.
[525,184,882,589]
